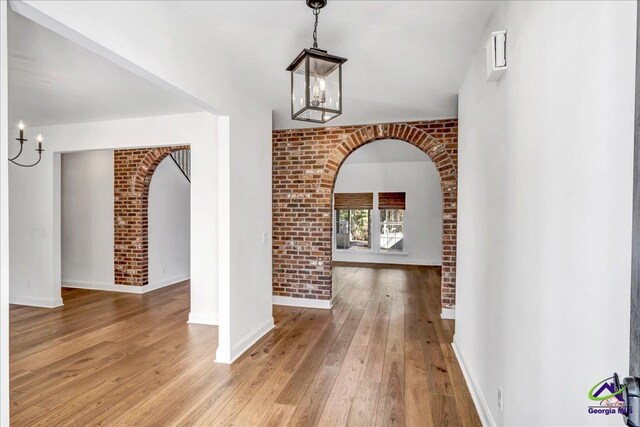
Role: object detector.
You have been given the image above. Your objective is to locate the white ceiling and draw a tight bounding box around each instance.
[7,9,202,127]
[344,139,431,164]
[169,1,496,129]
[8,1,496,130]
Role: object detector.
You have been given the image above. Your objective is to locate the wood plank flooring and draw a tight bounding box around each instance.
[10,265,480,426]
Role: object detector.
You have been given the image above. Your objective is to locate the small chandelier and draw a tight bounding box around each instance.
[286,0,347,123]
[10,121,44,168]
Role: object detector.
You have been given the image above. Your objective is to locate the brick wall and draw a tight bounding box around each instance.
[113,145,189,286]
[273,120,458,309]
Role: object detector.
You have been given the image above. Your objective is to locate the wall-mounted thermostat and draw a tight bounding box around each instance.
[485,30,507,82]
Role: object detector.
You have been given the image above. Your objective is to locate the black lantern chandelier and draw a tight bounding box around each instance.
[11,121,44,168]
[287,0,347,123]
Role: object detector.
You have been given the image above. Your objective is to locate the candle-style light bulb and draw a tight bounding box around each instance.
[319,78,326,104]
[18,120,24,140]
[37,134,43,151]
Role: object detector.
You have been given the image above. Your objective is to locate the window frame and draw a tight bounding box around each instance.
[333,192,408,255]
[334,208,372,251]
[379,208,405,253]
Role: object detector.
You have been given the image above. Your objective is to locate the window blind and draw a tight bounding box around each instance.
[378,192,406,210]
[334,193,373,210]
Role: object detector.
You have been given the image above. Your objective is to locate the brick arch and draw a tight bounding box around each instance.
[114,145,190,287]
[272,119,458,310]
[321,123,457,309]
[321,123,457,190]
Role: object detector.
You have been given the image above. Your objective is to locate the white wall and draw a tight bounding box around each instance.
[224,111,274,362]
[456,2,635,426]
[333,161,442,265]
[61,150,114,287]
[148,155,190,287]
[9,137,60,306]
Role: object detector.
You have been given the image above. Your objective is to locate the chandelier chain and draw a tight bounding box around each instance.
[312,8,320,48]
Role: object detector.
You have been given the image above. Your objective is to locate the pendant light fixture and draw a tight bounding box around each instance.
[10,121,44,168]
[286,0,347,123]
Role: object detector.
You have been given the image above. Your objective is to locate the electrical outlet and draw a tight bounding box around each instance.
[497,386,503,411]
[262,232,269,244]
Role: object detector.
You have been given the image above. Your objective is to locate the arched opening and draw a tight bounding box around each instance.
[332,139,442,269]
[60,145,192,296]
[148,150,191,289]
[322,123,457,312]
[272,121,457,314]
[114,145,190,287]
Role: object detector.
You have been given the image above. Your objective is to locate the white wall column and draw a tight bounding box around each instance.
[189,116,219,326]
[215,116,231,362]
[0,1,10,423]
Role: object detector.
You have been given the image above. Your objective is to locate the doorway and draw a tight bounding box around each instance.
[60,147,192,295]
[332,139,443,268]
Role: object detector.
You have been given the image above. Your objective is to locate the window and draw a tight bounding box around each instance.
[334,193,373,250]
[379,209,404,251]
[335,209,371,249]
[378,192,406,252]
[334,192,406,253]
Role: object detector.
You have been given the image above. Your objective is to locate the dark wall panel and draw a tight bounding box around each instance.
[631,2,640,377]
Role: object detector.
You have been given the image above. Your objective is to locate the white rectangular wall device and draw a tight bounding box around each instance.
[485,30,507,82]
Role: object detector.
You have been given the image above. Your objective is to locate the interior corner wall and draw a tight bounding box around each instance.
[332,160,442,266]
[61,150,114,288]
[456,2,636,426]
[148,156,191,288]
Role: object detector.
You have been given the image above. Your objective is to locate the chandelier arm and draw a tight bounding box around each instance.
[9,141,24,162]
[9,150,43,168]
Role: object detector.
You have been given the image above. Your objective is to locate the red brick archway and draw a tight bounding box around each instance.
[114,145,190,287]
[322,123,457,308]
[272,119,458,310]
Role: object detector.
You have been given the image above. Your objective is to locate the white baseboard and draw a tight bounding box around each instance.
[452,337,496,427]
[188,311,218,326]
[145,274,190,292]
[410,259,443,266]
[332,257,442,267]
[441,308,456,319]
[273,295,333,309]
[215,317,275,364]
[62,275,189,295]
[9,295,64,308]
[64,281,145,294]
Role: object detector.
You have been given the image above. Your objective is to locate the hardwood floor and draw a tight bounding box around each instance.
[10,265,480,426]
